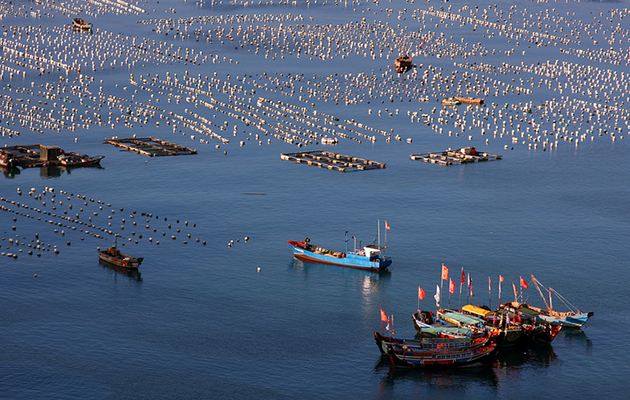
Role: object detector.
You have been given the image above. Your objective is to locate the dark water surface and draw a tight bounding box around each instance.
[1,0,629,399]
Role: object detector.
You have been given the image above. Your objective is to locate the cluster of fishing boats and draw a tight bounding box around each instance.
[375,275,592,369]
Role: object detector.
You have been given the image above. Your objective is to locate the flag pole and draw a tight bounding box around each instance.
[377,219,381,249]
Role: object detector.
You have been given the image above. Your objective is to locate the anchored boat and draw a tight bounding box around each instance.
[98,246,143,269]
[531,275,593,328]
[289,221,392,273]
[374,332,496,368]
[289,238,391,272]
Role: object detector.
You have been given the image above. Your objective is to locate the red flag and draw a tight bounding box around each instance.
[499,274,505,283]
[441,264,449,281]
[380,308,388,323]
[418,287,426,300]
[449,278,455,295]
[520,276,529,289]
[460,267,466,284]
[384,220,391,231]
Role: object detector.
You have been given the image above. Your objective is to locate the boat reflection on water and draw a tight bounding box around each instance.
[290,258,391,278]
[374,357,499,392]
[99,259,142,282]
[495,344,557,368]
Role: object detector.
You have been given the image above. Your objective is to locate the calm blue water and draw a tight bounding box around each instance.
[1,1,629,399]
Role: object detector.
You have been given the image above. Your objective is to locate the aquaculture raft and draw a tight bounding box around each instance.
[410,147,501,166]
[281,150,386,172]
[105,137,197,157]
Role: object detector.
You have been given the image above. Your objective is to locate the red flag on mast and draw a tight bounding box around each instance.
[441,264,449,281]
[380,308,388,323]
[449,278,455,295]
[418,287,426,300]
[384,220,391,231]
[460,268,466,285]
[520,276,529,289]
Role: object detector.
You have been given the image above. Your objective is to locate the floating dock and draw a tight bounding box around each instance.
[281,150,386,172]
[105,137,197,157]
[410,147,501,166]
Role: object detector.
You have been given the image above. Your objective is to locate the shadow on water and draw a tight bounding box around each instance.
[289,258,392,283]
[99,260,143,282]
[2,165,103,179]
[373,356,499,391]
[495,344,557,368]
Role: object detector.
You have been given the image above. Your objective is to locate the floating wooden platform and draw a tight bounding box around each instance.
[105,137,197,157]
[281,150,386,172]
[410,147,501,166]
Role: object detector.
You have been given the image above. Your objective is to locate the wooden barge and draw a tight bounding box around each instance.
[410,147,501,166]
[281,150,386,172]
[105,137,197,157]
[0,144,103,171]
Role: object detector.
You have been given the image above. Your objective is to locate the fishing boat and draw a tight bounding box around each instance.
[72,18,92,31]
[499,302,562,344]
[412,310,475,338]
[289,221,392,273]
[454,96,484,105]
[394,55,413,73]
[530,275,593,328]
[98,246,143,269]
[289,238,391,272]
[441,97,461,106]
[374,332,496,368]
[462,304,526,347]
[58,153,104,168]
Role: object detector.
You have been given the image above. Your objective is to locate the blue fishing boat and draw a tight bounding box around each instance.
[288,238,391,272]
[531,275,593,328]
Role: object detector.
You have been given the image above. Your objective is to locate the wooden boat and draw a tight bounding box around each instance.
[460,304,527,347]
[98,246,143,269]
[394,55,413,73]
[530,275,593,328]
[58,154,104,168]
[73,18,92,31]
[454,96,484,105]
[499,302,562,344]
[374,332,496,368]
[441,97,461,106]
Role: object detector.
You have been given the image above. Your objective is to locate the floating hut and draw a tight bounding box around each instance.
[105,137,197,157]
[281,150,386,172]
[410,147,501,166]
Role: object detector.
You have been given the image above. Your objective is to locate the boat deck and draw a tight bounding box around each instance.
[105,137,197,157]
[281,150,386,172]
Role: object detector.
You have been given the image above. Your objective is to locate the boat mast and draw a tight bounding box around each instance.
[377,219,381,249]
[531,275,550,310]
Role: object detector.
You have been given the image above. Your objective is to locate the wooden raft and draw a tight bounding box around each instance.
[281,150,386,172]
[105,137,197,157]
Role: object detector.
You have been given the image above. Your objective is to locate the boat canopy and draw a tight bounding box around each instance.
[442,311,485,326]
[462,304,493,318]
